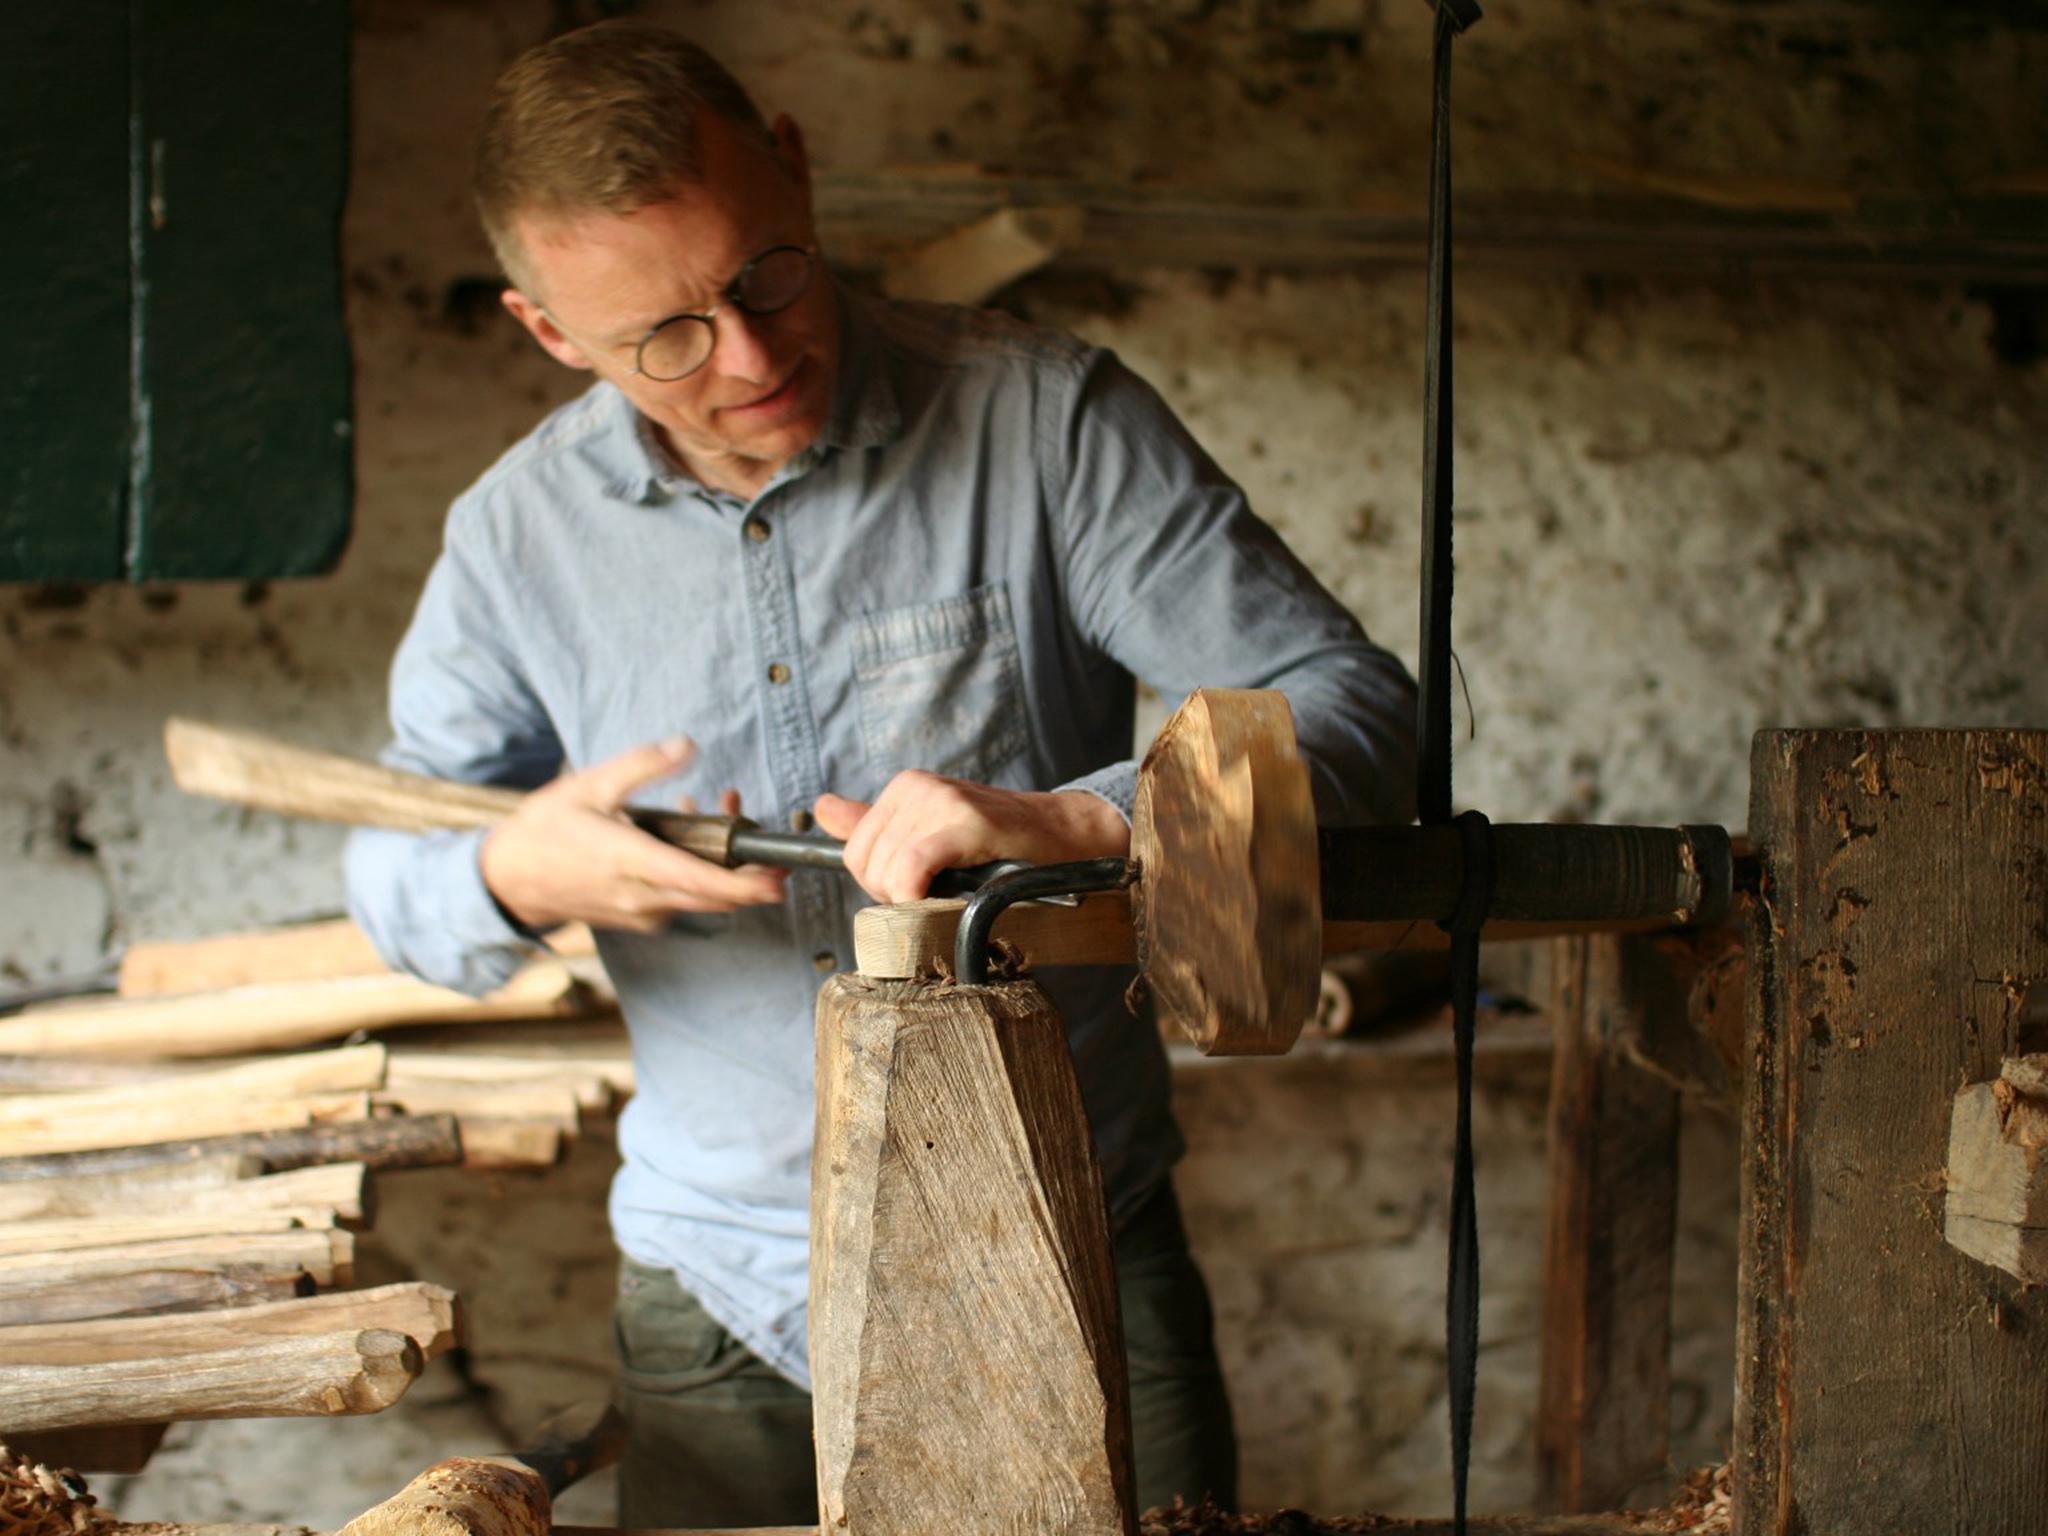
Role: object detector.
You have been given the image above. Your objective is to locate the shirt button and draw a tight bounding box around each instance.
[767,662,791,685]
[813,951,837,973]
[744,517,771,543]
[789,809,814,832]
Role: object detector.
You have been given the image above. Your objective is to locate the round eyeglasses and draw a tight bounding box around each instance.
[633,244,816,382]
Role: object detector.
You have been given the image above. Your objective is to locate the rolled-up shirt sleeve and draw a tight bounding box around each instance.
[1046,350,1418,828]
[345,503,566,995]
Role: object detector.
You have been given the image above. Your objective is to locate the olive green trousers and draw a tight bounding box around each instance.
[614,1182,1237,1526]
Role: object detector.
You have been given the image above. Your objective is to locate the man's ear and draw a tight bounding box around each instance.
[501,287,594,371]
[771,113,812,212]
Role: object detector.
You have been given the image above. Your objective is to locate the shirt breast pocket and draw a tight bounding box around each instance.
[853,582,1030,782]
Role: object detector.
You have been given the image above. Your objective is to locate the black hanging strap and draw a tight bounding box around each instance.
[1416,0,1480,829]
[1442,808,1492,1534]
[1415,3,1484,1532]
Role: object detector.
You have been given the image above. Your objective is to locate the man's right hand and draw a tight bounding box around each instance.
[480,739,787,933]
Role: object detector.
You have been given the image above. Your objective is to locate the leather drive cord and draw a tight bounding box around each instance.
[1417,2,1485,1530]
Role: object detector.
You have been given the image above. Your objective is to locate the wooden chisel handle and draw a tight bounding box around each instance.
[163,717,747,865]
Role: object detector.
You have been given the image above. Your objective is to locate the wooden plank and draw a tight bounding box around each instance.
[0,1111,462,1183]
[0,1088,370,1160]
[0,1266,313,1328]
[812,975,1132,1536]
[118,918,596,996]
[1537,934,1680,1512]
[0,1281,459,1365]
[0,961,588,1059]
[0,1327,420,1431]
[1735,730,2048,1536]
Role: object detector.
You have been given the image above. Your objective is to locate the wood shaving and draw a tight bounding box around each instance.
[0,1445,107,1536]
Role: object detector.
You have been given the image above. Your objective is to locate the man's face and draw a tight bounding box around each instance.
[502,111,840,494]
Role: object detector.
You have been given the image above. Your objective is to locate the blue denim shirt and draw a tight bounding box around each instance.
[346,287,1416,1386]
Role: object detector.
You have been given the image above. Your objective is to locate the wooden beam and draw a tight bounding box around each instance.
[812,975,1133,1536]
[0,1281,460,1365]
[1537,934,1680,1512]
[1736,730,2048,1535]
[0,1327,421,1432]
[818,171,2048,283]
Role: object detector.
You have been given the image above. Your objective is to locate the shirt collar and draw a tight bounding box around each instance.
[599,278,902,505]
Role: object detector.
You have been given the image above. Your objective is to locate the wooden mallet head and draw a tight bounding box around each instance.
[1132,688,1323,1056]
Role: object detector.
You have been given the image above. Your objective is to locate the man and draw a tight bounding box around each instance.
[348,21,1416,1527]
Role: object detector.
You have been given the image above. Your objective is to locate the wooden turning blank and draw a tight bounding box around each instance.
[811,975,1133,1536]
[1132,688,1321,1055]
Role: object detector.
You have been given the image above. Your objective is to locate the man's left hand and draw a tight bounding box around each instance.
[813,773,1129,904]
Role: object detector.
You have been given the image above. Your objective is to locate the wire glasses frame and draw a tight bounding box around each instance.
[632,245,816,382]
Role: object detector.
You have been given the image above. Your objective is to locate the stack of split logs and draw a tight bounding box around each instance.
[0,915,631,1469]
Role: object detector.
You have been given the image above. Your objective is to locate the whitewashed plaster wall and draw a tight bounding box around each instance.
[5,0,2042,1523]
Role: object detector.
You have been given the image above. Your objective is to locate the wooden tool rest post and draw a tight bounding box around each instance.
[808,690,1735,1536]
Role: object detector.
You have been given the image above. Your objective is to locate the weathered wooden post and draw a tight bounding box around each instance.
[811,974,1134,1536]
[1736,730,2048,1536]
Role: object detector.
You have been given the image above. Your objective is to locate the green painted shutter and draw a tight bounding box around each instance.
[0,0,351,583]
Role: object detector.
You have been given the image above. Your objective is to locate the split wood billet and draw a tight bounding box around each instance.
[852,892,1715,986]
[8,1420,169,1473]
[1,1040,382,1110]
[0,1090,371,1160]
[373,1081,583,1133]
[0,1326,421,1432]
[0,1211,338,1258]
[386,1051,629,1112]
[0,1266,313,1328]
[453,1120,566,1170]
[0,962,588,1060]
[0,1281,460,1365]
[1736,729,2048,1536]
[117,918,597,997]
[0,1153,257,1215]
[0,1044,383,1157]
[1131,688,1322,1056]
[167,716,743,865]
[0,1227,352,1289]
[1943,1071,2048,1283]
[0,1111,463,1183]
[1537,933,1680,1513]
[812,974,1134,1536]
